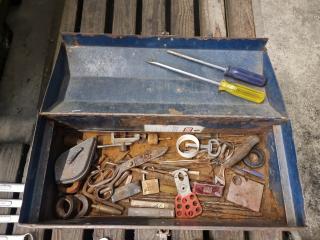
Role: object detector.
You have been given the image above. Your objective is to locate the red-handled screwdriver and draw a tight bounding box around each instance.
[167,50,266,87]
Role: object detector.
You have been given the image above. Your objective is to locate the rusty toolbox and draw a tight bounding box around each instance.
[19,34,305,230]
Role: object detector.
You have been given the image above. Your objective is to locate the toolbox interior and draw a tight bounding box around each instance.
[22,118,290,228]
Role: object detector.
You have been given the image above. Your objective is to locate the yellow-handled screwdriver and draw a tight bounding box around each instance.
[147,61,266,104]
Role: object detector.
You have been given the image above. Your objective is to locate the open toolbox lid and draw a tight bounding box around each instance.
[40,34,288,130]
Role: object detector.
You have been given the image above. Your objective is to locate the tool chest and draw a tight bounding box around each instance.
[20,34,305,230]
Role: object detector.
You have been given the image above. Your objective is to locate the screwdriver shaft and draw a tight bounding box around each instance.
[148,61,220,87]
[167,50,226,72]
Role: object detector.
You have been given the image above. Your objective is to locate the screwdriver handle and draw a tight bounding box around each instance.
[225,66,266,87]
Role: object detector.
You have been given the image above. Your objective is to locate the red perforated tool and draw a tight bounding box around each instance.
[172,169,202,218]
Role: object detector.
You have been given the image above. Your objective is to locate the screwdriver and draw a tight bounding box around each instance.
[167,50,266,87]
[148,61,265,103]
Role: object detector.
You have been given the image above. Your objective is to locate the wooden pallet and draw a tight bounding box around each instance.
[0,0,282,239]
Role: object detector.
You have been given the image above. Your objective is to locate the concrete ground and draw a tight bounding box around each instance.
[253,1,320,239]
[0,0,318,239]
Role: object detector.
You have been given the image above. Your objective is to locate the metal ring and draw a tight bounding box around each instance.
[74,194,90,218]
[243,147,265,168]
[56,195,75,219]
[176,135,200,159]
[207,139,221,158]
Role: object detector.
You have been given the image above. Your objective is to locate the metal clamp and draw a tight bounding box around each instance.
[186,138,221,158]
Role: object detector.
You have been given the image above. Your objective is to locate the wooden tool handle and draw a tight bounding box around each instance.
[222,135,260,168]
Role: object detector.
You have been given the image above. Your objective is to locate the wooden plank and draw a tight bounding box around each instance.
[199,0,227,37]
[134,229,159,240]
[81,0,107,33]
[171,230,203,240]
[225,0,256,37]
[93,229,125,240]
[60,0,78,32]
[209,231,245,240]
[113,0,137,34]
[0,144,24,234]
[171,0,194,36]
[51,229,84,240]
[248,230,282,240]
[141,0,165,35]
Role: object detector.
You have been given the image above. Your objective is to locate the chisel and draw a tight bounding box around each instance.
[148,61,265,103]
[167,50,266,87]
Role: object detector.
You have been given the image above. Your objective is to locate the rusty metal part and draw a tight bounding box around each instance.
[243,147,265,168]
[131,168,175,186]
[114,170,131,187]
[222,135,260,168]
[81,178,124,211]
[215,135,260,185]
[147,133,171,145]
[91,147,167,200]
[128,207,175,218]
[97,133,140,151]
[192,182,224,197]
[58,181,81,194]
[110,182,142,203]
[219,142,235,161]
[55,195,77,219]
[130,199,174,209]
[141,168,159,195]
[226,175,264,212]
[91,204,122,215]
[125,174,133,185]
[74,194,90,217]
[114,151,129,162]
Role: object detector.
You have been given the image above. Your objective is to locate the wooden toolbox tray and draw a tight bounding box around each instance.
[19,34,305,230]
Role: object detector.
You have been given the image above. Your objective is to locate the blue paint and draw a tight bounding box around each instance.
[281,121,306,226]
[62,34,268,50]
[41,34,285,126]
[263,53,288,117]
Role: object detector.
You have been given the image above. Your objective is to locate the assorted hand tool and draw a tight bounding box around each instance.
[167,50,266,87]
[148,49,267,103]
[54,131,267,219]
[148,61,266,103]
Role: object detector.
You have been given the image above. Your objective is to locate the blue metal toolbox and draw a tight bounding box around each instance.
[20,34,305,230]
